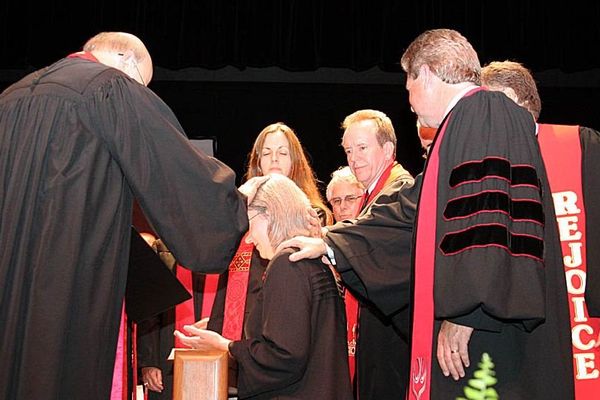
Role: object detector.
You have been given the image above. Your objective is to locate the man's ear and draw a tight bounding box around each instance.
[500,87,520,105]
[383,141,395,160]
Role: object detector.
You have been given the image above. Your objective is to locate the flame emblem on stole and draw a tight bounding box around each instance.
[411,356,427,400]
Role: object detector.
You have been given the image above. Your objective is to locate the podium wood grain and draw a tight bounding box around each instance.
[173,349,228,400]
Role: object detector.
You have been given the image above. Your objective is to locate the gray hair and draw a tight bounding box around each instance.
[249,174,318,249]
[401,28,480,85]
[326,166,364,201]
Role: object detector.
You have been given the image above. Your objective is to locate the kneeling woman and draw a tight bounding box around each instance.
[175,174,352,399]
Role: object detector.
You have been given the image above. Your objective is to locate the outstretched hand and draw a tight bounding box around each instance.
[174,325,231,353]
[436,320,474,380]
[276,236,327,262]
[192,317,209,330]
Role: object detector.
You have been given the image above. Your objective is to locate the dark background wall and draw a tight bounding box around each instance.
[2,1,600,187]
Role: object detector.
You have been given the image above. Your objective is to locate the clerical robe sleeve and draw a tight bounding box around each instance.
[431,92,551,332]
[229,257,311,397]
[136,316,161,369]
[582,127,600,316]
[87,76,248,273]
[325,177,419,317]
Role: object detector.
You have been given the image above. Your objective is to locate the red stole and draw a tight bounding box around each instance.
[174,266,195,348]
[221,233,254,340]
[408,87,483,400]
[111,303,129,400]
[362,162,396,209]
[538,124,600,399]
[345,291,359,383]
[408,119,448,400]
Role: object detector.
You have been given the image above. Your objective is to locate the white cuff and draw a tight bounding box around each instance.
[325,244,336,266]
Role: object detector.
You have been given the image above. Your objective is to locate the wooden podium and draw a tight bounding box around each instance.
[173,349,229,400]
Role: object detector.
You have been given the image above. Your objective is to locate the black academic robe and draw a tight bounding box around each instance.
[327,167,416,400]
[228,249,353,400]
[0,57,247,400]
[326,176,419,327]
[410,90,574,399]
[137,314,176,400]
[580,127,600,316]
[136,266,206,400]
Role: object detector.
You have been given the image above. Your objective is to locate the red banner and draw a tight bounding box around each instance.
[538,124,600,399]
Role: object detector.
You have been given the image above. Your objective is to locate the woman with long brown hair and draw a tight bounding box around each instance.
[245,122,332,225]
[204,122,331,374]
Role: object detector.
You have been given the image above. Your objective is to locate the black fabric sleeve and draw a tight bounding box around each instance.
[325,177,419,317]
[433,92,548,332]
[87,76,248,273]
[136,316,162,368]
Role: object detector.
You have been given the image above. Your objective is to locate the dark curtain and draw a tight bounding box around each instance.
[2,1,600,186]
[2,1,600,72]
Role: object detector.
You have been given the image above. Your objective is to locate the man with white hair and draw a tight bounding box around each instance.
[0,31,248,400]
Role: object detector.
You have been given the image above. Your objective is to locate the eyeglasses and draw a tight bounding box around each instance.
[329,194,363,208]
[248,206,268,221]
[117,53,146,86]
[249,212,264,221]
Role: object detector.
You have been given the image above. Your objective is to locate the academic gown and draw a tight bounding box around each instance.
[228,248,353,400]
[409,90,574,399]
[326,175,420,399]
[0,57,247,400]
[136,266,206,400]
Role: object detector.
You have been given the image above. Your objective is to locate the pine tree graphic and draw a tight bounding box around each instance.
[456,352,499,400]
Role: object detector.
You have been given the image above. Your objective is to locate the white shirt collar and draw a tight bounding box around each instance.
[442,85,480,120]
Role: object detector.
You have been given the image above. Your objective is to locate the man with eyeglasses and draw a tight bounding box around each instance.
[326,166,365,222]
[0,32,249,400]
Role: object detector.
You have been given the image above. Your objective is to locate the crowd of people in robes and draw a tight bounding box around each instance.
[1,26,599,400]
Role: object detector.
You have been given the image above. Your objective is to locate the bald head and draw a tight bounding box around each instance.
[83,32,153,86]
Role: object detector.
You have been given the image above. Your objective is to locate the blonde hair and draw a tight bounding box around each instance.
[245,122,332,225]
[249,175,320,249]
[401,28,480,85]
[481,61,541,120]
[341,109,397,150]
[326,166,364,201]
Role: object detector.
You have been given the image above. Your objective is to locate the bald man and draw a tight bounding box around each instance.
[0,32,248,400]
